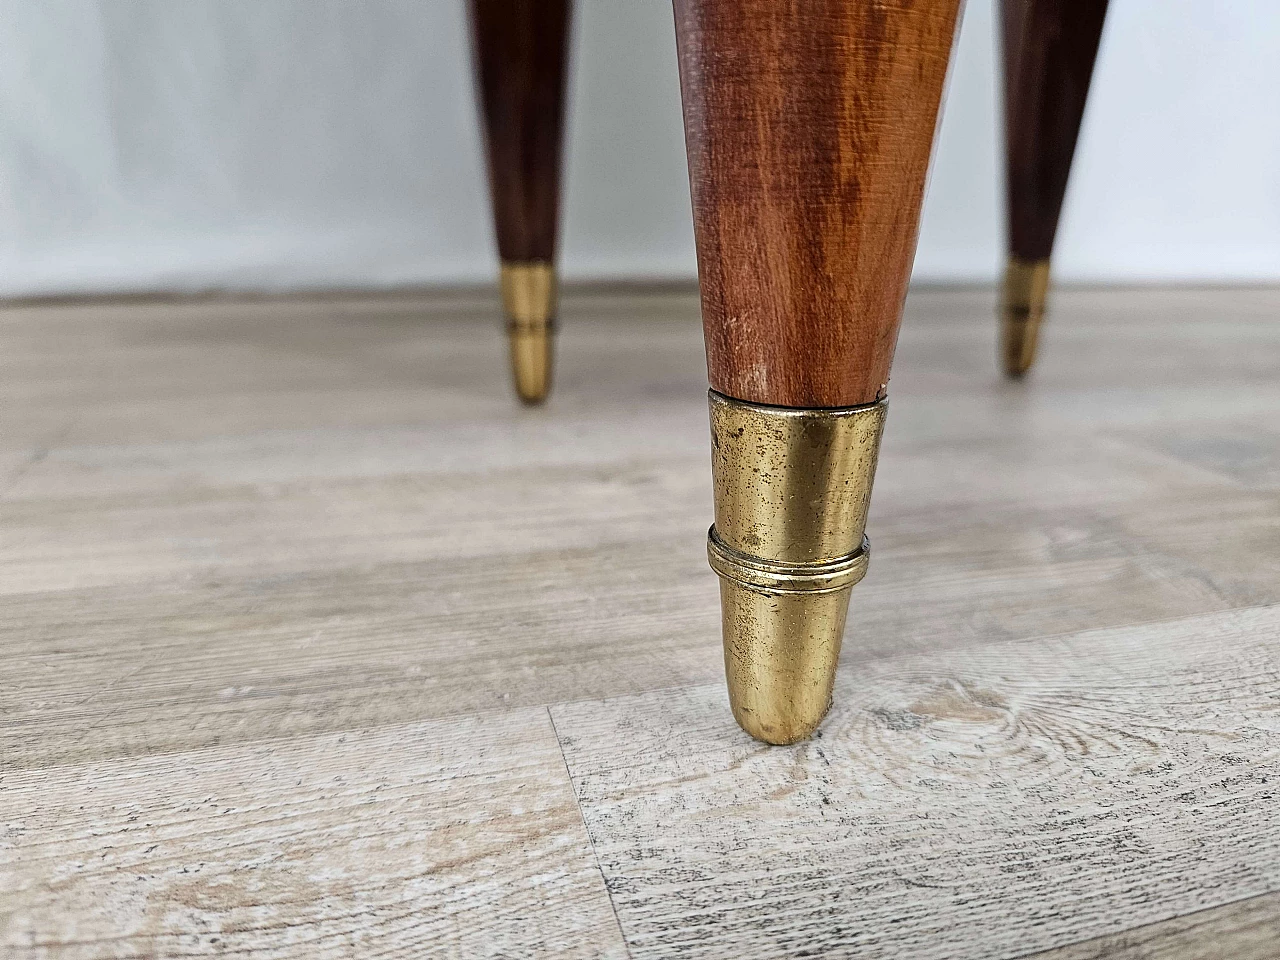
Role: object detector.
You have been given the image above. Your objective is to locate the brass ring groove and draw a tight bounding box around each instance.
[706,526,870,596]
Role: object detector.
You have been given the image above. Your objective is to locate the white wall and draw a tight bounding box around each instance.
[1,0,1277,298]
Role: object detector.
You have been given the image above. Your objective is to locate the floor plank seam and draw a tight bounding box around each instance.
[531,599,1280,717]
[548,705,634,960]
[8,599,1278,779]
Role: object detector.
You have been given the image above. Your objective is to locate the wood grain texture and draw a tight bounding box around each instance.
[553,605,1280,960]
[469,0,571,262]
[674,0,964,407]
[1002,0,1109,262]
[3,287,1280,954]
[1,709,627,959]
[1025,891,1280,959]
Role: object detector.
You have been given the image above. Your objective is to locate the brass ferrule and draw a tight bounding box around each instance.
[999,256,1051,378]
[500,261,557,405]
[707,390,888,745]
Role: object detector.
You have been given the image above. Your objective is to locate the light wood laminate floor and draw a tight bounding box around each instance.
[3,286,1280,958]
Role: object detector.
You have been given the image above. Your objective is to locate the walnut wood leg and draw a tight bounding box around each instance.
[1000,0,1109,377]
[468,0,571,405]
[673,0,963,744]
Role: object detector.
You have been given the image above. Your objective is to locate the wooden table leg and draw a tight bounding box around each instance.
[1000,0,1109,377]
[673,0,963,744]
[468,0,572,405]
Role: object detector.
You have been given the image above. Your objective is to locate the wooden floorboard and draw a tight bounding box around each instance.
[2,709,628,959]
[3,286,1279,955]
[553,605,1280,960]
[1022,890,1280,960]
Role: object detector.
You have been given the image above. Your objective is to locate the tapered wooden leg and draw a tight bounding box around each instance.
[673,1,963,744]
[468,0,571,405]
[1000,0,1109,376]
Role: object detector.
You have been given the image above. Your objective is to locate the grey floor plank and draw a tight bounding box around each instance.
[1,709,627,959]
[1022,890,1280,960]
[552,605,1280,960]
[3,285,1279,956]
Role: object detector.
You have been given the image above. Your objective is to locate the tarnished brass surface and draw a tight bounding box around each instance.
[500,261,557,404]
[707,390,888,745]
[1000,256,1051,378]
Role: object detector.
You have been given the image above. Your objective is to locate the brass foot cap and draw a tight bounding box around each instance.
[711,531,869,744]
[501,261,557,405]
[508,323,553,405]
[707,391,887,745]
[999,257,1051,378]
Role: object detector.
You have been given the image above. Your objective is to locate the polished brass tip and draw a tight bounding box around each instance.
[508,323,553,405]
[500,261,556,405]
[999,256,1051,378]
[707,391,888,744]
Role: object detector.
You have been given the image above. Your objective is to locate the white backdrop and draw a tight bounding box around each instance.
[1,0,1278,298]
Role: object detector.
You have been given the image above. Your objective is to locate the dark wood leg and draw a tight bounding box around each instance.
[1000,0,1109,376]
[468,0,571,404]
[673,0,963,743]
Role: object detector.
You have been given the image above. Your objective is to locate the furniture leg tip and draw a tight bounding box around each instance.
[999,257,1051,379]
[501,261,557,405]
[720,578,850,745]
[508,324,553,405]
[706,392,884,746]
[1000,310,1041,378]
